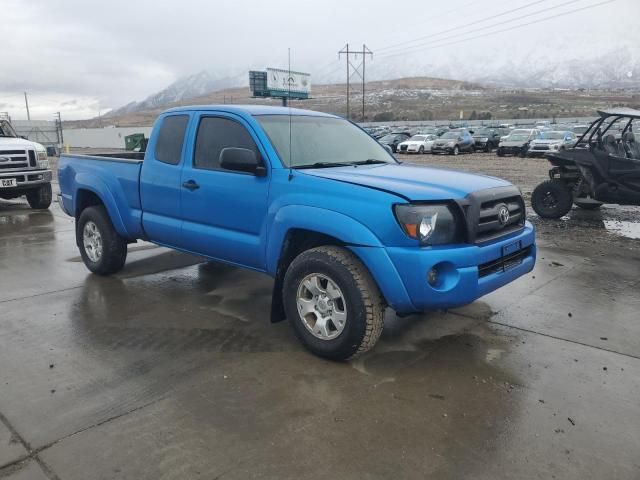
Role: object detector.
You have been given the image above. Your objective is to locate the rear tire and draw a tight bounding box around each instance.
[26,184,52,210]
[531,180,573,219]
[283,246,385,361]
[77,206,128,275]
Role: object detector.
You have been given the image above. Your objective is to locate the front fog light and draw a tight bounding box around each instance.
[427,268,438,286]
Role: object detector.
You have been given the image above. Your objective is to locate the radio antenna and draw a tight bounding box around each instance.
[288,47,294,181]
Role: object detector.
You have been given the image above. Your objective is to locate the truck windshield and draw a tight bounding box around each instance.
[256,115,396,168]
[0,120,18,138]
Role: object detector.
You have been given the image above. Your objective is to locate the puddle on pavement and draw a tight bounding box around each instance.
[603,220,640,239]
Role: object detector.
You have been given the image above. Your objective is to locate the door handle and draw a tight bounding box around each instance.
[182,180,200,191]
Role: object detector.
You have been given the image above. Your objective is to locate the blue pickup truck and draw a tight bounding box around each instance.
[58,105,536,360]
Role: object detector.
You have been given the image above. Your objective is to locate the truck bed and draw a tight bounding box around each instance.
[58,153,146,240]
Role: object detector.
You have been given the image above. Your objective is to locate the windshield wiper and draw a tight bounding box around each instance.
[293,162,354,169]
[350,159,390,165]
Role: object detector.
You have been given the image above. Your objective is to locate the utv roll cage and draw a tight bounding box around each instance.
[576,108,640,147]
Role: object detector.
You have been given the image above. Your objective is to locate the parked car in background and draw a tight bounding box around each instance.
[571,125,590,136]
[497,129,541,157]
[527,131,576,157]
[431,129,475,155]
[472,128,502,152]
[378,132,411,153]
[398,134,437,154]
[0,119,53,209]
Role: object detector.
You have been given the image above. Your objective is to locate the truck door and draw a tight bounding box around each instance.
[179,113,270,270]
[140,114,190,247]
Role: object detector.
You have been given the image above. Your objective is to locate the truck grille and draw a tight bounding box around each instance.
[0,149,33,171]
[460,186,526,243]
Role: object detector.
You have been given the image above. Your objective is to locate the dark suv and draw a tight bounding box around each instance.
[378,132,411,153]
[431,129,474,155]
[472,128,503,152]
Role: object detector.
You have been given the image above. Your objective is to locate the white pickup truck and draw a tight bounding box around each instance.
[0,119,52,209]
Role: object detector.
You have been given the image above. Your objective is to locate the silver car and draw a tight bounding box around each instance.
[527,131,577,157]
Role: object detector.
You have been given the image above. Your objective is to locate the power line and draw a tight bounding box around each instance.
[377,0,552,53]
[377,0,616,60]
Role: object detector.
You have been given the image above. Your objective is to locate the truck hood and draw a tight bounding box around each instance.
[302,163,510,201]
[0,137,39,150]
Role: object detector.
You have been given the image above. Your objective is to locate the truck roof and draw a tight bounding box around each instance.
[163,105,339,118]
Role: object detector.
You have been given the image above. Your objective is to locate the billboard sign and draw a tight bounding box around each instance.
[266,68,311,96]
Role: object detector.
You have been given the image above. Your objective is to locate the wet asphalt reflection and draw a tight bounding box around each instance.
[0,199,639,480]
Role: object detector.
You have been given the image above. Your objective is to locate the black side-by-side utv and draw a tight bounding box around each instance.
[531,108,640,218]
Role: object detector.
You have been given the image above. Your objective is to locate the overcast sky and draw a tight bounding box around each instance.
[2,0,639,120]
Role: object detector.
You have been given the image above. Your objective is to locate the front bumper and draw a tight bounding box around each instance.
[351,222,536,314]
[498,146,525,155]
[0,169,52,191]
[431,145,455,154]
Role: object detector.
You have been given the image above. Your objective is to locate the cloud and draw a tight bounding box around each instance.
[2,0,639,120]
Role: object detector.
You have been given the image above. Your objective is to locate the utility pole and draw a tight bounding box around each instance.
[24,92,31,121]
[55,112,64,146]
[338,44,373,121]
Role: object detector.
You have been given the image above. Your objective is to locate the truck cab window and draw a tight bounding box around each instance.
[194,117,258,171]
[155,115,189,165]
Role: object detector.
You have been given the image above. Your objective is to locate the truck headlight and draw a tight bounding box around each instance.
[394,204,464,245]
[37,150,47,161]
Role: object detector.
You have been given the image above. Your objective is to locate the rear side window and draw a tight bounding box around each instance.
[194,117,258,171]
[155,115,189,165]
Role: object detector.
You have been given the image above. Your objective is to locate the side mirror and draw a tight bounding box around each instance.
[220,147,266,176]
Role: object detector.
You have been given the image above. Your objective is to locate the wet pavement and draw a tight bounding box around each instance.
[1,195,639,479]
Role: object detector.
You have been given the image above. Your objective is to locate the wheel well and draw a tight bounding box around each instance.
[75,189,104,218]
[270,229,346,323]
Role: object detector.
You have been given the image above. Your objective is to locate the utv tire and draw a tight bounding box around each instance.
[26,184,52,210]
[77,206,127,275]
[574,200,603,210]
[531,180,573,219]
[283,246,385,361]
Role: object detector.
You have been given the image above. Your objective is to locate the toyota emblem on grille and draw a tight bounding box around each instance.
[497,205,510,226]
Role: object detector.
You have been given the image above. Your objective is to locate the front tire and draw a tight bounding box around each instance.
[451,145,459,156]
[531,180,573,219]
[77,206,128,275]
[497,147,504,157]
[283,246,385,361]
[418,146,424,154]
[26,184,52,209]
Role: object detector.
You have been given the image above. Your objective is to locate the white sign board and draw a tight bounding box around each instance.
[266,68,311,95]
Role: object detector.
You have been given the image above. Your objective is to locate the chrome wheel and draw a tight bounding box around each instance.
[296,273,347,340]
[83,221,103,263]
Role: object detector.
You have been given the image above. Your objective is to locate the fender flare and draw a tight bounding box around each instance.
[265,205,383,276]
[74,173,130,238]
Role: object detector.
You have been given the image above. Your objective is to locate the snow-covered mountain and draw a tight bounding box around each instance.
[367,46,639,90]
[106,70,247,117]
[106,47,639,117]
